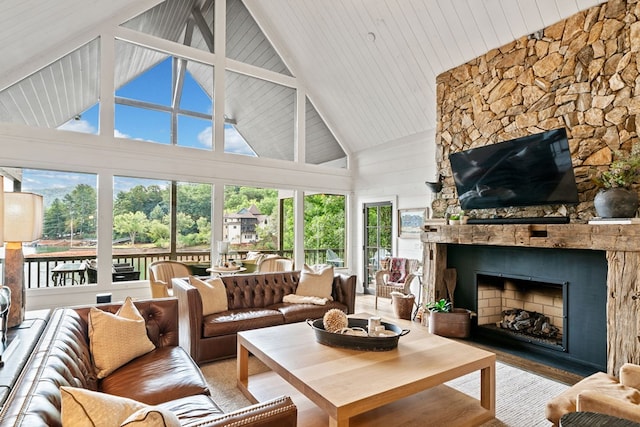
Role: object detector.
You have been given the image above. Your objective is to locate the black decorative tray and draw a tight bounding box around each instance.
[307,318,410,351]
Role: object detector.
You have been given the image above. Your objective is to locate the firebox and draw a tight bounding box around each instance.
[476,273,567,352]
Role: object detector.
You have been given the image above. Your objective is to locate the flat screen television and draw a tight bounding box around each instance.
[449,128,579,210]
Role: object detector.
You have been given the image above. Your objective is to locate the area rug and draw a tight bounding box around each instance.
[200,357,568,426]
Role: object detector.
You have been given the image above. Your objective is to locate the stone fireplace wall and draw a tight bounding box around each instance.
[434,0,640,223]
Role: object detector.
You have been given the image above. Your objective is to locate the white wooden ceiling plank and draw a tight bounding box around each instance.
[289,7,368,147]
[556,0,584,19]
[463,0,501,53]
[428,1,468,69]
[269,1,364,149]
[283,3,366,147]
[334,1,398,137]
[512,1,545,38]
[317,0,395,144]
[490,1,526,46]
[34,72,56,127]
[576,0,606,9]
[416,2,458,72]
[350,0,416,141]
[534,0,562,28]
[365,0,429,133]
[57,60,71,127]
[402,1,446,76]
[47,64,65,124]
[396,1,439,92]
[71,53,83,125]
[388,0,439,107]
[442,1,485,62]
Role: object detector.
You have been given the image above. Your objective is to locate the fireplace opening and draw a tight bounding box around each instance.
[476,273,567,352]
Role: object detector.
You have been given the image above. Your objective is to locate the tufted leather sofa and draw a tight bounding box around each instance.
[0,298,297,426]
[173,271,357,363]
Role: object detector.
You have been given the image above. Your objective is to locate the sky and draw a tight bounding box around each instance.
[57,57,255,156]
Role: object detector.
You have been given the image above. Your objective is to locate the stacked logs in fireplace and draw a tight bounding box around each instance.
[498,309,560,339]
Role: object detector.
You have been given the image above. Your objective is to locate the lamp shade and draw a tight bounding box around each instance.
[217,241,230,254]
[4,192,43,243]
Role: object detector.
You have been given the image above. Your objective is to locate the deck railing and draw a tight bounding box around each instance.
[8,248,344,289]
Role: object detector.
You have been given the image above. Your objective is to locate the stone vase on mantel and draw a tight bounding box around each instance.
[594,188,639,218]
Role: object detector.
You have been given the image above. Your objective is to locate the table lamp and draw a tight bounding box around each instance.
[217,241,230,265]
[4,192,43,328]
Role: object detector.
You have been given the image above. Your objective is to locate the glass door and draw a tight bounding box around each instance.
[363,202,392,293]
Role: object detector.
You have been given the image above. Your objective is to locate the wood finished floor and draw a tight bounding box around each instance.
[355,293,584,386]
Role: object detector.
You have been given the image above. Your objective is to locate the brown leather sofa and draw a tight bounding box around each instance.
[0,298,297,426]
[173,271,357,363]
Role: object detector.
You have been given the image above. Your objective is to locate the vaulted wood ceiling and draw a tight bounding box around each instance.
[245,0,605,153]
[0,0,605,159]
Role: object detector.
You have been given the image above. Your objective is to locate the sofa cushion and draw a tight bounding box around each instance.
[202,309,285,337]
[295,264,334,300]
[89,297,156,379]
[121,406,181,427]
[100,346,210,405]
[60,386,180,427]
[189,276,228,315]
[272,301,348,323]
[158,394,224,423]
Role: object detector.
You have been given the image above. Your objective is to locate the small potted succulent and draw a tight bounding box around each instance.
[447,210,467,225]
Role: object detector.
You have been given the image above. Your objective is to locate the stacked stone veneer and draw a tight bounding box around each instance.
[434,0,640,222]
[477,279,564,336]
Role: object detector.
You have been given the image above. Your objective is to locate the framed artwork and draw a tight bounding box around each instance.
[398,208,426,238]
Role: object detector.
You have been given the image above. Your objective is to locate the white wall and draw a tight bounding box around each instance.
[352,129,438,296]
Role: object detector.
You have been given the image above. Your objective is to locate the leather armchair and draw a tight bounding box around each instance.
[258,256,294,272]
[374,257,419,309]
[148,260,190,298]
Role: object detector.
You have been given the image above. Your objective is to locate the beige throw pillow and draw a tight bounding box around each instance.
[295,264,334,300]
[121,406,181,427]
[89,297,156,379]
[60,386,180,427]
[189,276,228,315]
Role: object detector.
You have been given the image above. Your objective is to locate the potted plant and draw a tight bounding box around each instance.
[448,210,466,225]
[592,142,640,218]
[425,298,474,338]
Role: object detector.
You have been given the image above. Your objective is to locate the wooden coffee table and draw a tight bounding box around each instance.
[237,314,495,427]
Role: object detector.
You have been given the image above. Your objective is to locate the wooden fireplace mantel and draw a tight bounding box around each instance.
[421,223,640,375]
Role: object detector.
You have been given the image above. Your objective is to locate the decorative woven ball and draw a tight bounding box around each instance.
[323,309,348,333]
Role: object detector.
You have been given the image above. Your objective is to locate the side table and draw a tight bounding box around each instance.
[560,412,640,427]
[207,267,247,276]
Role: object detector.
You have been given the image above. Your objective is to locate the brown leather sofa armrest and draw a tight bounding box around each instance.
[333,274,356,314]
[172,277,203,362]
[197,395,297,427]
